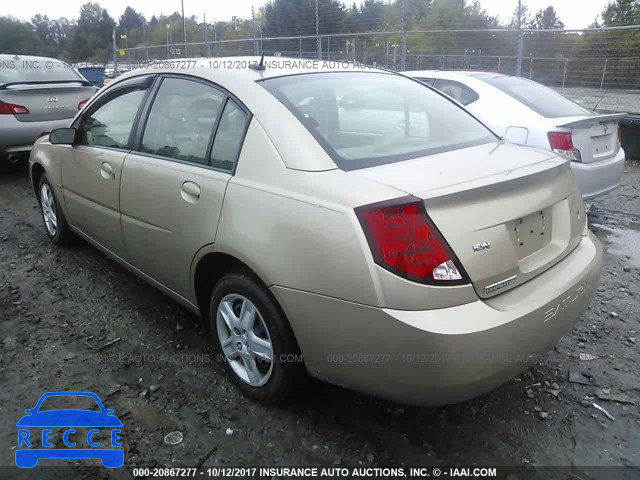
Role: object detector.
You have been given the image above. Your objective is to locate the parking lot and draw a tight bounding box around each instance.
[0,157,639,476]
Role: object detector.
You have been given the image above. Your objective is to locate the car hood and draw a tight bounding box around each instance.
[16,410,123,427]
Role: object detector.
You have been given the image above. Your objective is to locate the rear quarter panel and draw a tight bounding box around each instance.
[211,118,396,307]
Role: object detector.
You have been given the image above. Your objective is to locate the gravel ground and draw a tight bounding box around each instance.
[1,160,639,479]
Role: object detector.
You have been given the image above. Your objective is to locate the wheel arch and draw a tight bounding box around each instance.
[30,162,46,202]
[192,248,274,319]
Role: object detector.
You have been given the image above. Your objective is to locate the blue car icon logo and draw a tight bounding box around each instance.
[16,391,124,468]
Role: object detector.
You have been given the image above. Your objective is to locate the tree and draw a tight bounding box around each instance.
[602,0,639,26]
[69,2,116,62]
[529,6,565,29]
[119,6,145,31]
[508,2,530,28]
[0,17,44,55]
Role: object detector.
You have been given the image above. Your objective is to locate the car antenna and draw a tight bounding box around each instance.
[249,54,266,71]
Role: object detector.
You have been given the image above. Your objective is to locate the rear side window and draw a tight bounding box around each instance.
[415,77,435,86]
[79,88,146,149]
[210,99,249,171]
[261,72,495,171]
[477,75,590,118]
[433,79,479,106]
[141,77,225,165]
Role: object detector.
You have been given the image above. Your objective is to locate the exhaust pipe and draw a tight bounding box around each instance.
[7,154,20,163]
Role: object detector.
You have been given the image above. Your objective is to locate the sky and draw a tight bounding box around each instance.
[1,0,612,30]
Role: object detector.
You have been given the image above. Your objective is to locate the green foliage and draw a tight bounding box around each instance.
[602,0,639,26]
[529,6,564,30]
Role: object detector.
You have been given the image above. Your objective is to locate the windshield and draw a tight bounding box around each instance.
[0,58,84,84]
[476,75,591,118]
[261,72,496,171]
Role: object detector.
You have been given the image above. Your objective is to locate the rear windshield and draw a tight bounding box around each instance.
[0,58,84,84]
[261,72,495,171]
[476,75,591,118]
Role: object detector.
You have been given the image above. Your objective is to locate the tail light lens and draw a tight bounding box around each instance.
[0,101,29,115]
[548,132,581,162]
[355,197,468,285]
[78,99,90,110]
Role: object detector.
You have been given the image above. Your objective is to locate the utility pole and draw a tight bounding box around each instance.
[252,6,258,56]
[400,0,406,70]
[112,27,117,76]
[204,14,211,57]
[182,0,188,57]
[315,0,321,59]
[142,20,149,60]
[515,0,524,77]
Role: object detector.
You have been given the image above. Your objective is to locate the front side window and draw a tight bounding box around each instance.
[261,72,495,171]
[79,88,146,149]
[141,77,226,165]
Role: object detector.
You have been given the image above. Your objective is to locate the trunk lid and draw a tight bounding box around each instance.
[351,142,586,298]
[554,113,626,164]
[0,83,97,122]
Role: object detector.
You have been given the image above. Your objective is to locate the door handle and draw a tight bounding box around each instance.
[100,162,115,180]
[181,181,201,203]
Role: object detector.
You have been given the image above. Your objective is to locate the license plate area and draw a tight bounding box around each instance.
[509,208,552,260]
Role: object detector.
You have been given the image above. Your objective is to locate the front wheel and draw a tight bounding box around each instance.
[209,271,308,402]
[38,173,75,245]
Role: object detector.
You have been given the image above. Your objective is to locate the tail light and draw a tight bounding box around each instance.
[355,196,468,285]
[548,132,581,162]
[0,101,29,115]
[78,99,90,110]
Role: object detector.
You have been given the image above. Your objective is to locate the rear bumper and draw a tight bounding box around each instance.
[272,232,602,406]
[571,148,625,200]
[0,116,73,155]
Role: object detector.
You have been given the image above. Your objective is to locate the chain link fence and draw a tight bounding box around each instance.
[117,26,640,113]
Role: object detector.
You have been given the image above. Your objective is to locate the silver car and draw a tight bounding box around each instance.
[29,58,602,405]
[0,54,97,169]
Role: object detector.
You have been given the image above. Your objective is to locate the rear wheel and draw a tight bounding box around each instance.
[209,271,308,402]
[38,173,75,245]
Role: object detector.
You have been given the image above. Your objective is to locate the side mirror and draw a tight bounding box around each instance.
[49,127,77,145]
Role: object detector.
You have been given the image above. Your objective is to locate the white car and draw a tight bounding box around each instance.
[406,70,626,200]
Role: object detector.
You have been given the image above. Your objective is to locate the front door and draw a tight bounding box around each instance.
[61,84,149,257]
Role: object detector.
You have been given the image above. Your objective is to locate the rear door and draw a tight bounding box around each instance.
[61,76,153,257]
[120,76,251,297]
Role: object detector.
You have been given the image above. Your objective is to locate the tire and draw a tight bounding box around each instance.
[38,172,75,245]
[209,271,308,402]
